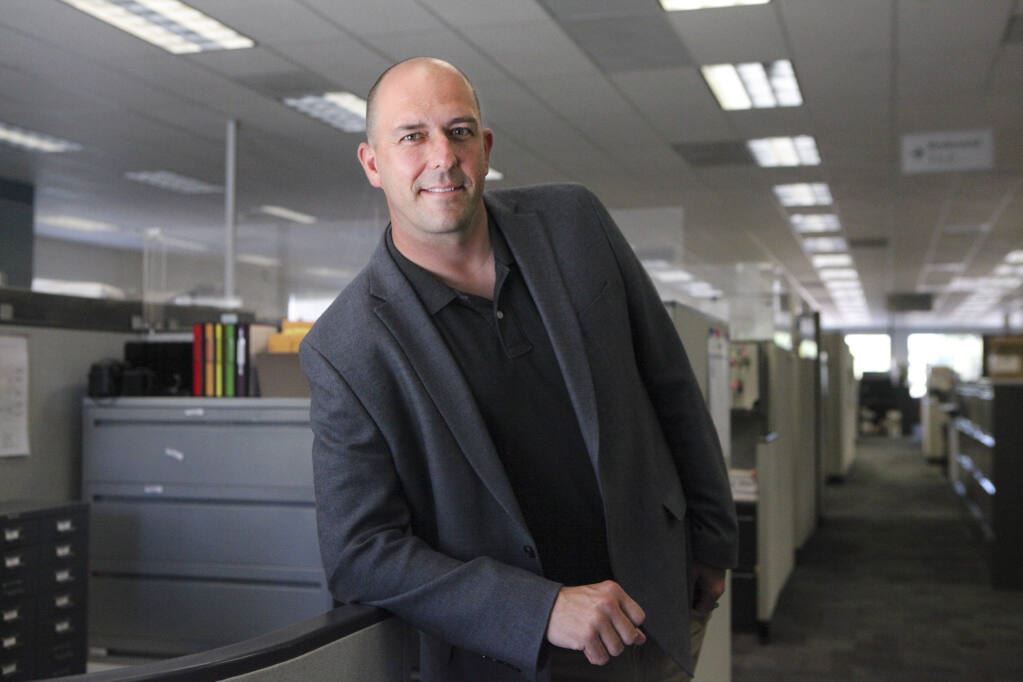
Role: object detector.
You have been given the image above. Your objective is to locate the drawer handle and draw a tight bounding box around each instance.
[164,448,185,461]
[55,594,72,608]
[2,662,17,676]
[144,484,164,495]
[3,555,21,569]
[56,544,72,558]
[1,609,16,623]
[55,619,72,634]
[2,528,19,542]
[1,636,16,650]
[56,519,74,533]
[55,569,72,583]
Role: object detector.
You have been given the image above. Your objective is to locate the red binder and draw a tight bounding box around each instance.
[192,322,203,396]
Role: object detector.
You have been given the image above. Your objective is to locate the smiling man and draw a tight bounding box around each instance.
[301,57,737,682]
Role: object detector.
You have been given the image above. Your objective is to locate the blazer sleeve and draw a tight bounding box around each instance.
[300,339,561,676]
[582,188,739,570]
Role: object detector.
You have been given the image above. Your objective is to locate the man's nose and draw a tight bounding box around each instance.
[429,134,457,170]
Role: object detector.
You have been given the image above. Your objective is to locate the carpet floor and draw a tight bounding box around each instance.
[731,436,1023,682]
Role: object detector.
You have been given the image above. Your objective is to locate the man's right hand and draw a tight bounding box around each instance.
[545,580,647,665]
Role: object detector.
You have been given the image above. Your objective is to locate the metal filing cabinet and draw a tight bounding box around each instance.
[82,397,331,656]
[1,500,89,680]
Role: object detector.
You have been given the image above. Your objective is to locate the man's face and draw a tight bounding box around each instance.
[358,62,493,242]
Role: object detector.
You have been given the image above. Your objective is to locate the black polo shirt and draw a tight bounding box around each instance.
[385,220,612,586]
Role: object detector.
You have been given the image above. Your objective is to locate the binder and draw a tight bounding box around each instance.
[236,324,248,397]
[215,323,224,397]
[204,323,215,397]
[224,323,236,397]
[192,323,203,397]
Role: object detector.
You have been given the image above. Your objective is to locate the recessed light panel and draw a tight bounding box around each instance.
[819,268,858,280]
[660,0,769,9]
[61,0,255,54]
[126,170,223,194]
[747,136,820,167]
[1005,250,1023,264]
[813,254,852,268]
[826,280,862,291]
[284,92,367,133]
[774,183,832,207]
[37,215,117,232]
[790,214,841,233]
[652,269,694,283]
[0,121,82,153]
[701,59,802,111]
[259,205,316,224]
[803,236,847,253]
[238,254,281,267]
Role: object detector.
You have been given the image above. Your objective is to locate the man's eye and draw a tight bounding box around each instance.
[450,127,472,137]
[401,132,422,142]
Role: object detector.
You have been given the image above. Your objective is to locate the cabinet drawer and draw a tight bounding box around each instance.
[33,563,84,597]
[35,584,86,620]
[0,519,37,552]
[39,506,89,545]
[84,422,312,489]
[0,651,33,681]
[0,547,39,599]
[90,501,321,579]
[0,597,33,642]
[36,611,86,649]
[34,640,85,678]
[90,576,331,655]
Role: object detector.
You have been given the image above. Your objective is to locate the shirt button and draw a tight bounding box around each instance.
[496,310,504,319]
[523,545,536,558]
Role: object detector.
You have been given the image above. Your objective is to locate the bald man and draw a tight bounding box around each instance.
[300,57,737,682]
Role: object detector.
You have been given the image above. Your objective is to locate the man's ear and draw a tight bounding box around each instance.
[482,128,494,172]
[357,141,382,188]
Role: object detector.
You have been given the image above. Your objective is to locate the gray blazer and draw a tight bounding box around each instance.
[300,183,737,681]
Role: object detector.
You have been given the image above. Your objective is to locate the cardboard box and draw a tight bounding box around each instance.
[253,352,309,398]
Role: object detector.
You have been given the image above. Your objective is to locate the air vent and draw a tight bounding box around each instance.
[672,142,754,167]
[1005,14,1023,44]
[236,71,338,99]
[848,237,889,249]
[887,293,933,312]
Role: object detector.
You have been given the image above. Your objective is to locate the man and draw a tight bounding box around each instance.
[300,57,737,681]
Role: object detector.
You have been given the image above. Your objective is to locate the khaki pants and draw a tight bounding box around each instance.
[549,610,712,682]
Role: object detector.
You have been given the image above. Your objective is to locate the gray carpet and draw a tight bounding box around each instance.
[732,437,1023,682]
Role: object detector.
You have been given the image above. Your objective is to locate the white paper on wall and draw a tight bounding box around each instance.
[0,335,30,457]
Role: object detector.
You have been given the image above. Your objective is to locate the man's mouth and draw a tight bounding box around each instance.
[420,184,465,194]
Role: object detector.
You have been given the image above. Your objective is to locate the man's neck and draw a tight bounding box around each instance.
[391,214,496,299]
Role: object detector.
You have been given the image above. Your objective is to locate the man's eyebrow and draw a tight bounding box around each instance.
[447,116,479,127]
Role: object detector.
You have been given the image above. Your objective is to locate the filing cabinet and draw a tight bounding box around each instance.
[1,500,89,680]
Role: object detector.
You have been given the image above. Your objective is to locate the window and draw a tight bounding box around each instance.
[906,334,982,398]
[844,333,891,379]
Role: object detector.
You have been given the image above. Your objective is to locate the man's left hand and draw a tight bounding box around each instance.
[691,562,726,615]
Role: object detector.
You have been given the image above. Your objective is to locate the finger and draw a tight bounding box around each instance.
[618,592,647,628]
[597,619,626,658]
[584,637,611,666]
[609,605,645,646]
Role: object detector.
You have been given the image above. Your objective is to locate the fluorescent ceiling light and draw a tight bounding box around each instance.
[826,280,862,291]
[747,136,820,167]
[774,183,832,207]
[802,236,847,253]
[126,170,223,194]
[701,59,802,111]
[259,205,317,224]
[652,269,694,283]
[819,268,858,281]
[238,254,281,267]
[61,0,254,54]
[37,215,117,232]
[1005,250,1023,264]
[284,92,367,133]
[0,121,82,153]
[925,262,965,273]
[688,281,722,298]
[813,254,852,268]
[660,0,769,9]
[790,213,840,233]
[486,168,504,181]
[949,276,1021,291]
[32,278,126,300]
[993,264,1015,276]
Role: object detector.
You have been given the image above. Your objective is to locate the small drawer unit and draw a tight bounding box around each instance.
[1,501,89,680]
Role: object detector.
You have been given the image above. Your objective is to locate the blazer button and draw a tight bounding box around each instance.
[523,545,536,558]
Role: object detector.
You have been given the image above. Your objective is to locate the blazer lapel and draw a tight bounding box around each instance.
[489,198,601,477]
[366,238,530,535]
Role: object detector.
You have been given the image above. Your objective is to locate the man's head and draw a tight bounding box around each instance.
[357,58,493,243]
